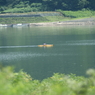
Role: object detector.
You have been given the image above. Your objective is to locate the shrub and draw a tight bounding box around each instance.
[57,9,95,18]
[0,66,95,95]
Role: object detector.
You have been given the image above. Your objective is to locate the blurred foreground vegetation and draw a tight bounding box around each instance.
[0,66,95,95]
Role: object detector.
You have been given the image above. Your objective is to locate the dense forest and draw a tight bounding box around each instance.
[0,0,95,12]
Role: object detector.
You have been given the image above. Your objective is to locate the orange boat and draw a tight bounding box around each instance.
[38,44,53,47]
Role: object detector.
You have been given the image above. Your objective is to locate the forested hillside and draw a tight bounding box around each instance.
[0,0,95,13]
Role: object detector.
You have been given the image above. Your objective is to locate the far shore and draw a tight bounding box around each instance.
[0,17,95,27]
[29,17,95,26]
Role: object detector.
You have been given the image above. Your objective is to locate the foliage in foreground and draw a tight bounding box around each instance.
[0,66,95,95]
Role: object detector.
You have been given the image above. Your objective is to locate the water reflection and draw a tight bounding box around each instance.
[0,51,79,61]
[62,40,95,45]
[0,52,44,61]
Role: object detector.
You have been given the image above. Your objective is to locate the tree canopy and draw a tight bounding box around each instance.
[0,0,95,12]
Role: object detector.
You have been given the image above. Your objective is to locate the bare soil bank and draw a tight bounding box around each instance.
[29,17,95,26]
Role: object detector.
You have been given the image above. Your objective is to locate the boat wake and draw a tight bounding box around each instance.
[60,40,95,46]
[0,45,38,48]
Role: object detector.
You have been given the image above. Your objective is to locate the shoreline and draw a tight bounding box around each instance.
[0,17,95,27]
[29,18,95,26]
[29,21,95,26]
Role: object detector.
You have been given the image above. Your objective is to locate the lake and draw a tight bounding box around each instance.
[0,25,95,80]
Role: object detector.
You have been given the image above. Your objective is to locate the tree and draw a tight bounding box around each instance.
[87,0,95,10]
[0,0,7,5]
[42,0,89,11]
[77,0,89,10]
[0,0,95,12]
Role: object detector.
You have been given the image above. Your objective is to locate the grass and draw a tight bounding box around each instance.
[0,66,95,95]
[0,17,48,24]
[57,10,95,18]
[0,16,67,24]
[0,10,95,24]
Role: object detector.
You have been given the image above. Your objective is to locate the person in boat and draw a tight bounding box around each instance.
[43,43,46,45]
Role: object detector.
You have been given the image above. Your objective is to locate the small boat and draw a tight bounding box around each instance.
[0,24,7,27]
[12,23,29,27]
[0,24,13,27]
[38,44,53,47]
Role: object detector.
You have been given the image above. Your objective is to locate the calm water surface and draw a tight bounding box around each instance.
[0,26,95,80]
